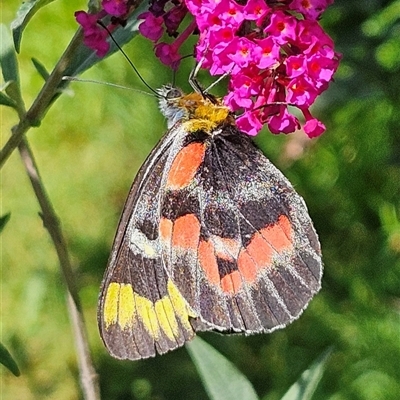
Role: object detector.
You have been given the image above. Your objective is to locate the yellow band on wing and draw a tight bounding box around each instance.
[103,282,120,327]
[102,280,197,341]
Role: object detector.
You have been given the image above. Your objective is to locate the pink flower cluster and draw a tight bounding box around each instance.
[76,0,340,138]
[140,0,340,137]
[75,0,131,57]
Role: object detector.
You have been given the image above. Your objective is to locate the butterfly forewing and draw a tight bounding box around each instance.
[98,129,200,360]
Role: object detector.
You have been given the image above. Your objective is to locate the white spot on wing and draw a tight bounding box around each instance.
[130,229,160,258]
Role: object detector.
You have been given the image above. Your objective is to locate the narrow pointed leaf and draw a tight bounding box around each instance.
[0,24,19,84]
[186,337,259,400]
[0,91,17,108]
[31,57,50,81]
[0,342,20,377]
[280,348,333,400]
[11,0,56,52]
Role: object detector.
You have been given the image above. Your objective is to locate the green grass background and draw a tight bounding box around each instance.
[1,0,400,399]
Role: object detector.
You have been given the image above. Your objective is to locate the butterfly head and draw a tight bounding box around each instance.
[157,84,234,132]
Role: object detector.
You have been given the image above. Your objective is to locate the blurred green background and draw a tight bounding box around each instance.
[1,0,400,399]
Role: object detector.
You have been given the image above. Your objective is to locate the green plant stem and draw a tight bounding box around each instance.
[0,29,84,169]
[18,138,100,400]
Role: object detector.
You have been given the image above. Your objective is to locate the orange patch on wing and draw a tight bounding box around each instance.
[220,270,242,294]
[237,215,294,283]
[166,142,205,190]
[172,214,201,250]
[198,240,220,286]
[159,217,173,244]
[247,231,274,267]
[237,250,258,283]
[260,215,293,252]
[277,215,293,242]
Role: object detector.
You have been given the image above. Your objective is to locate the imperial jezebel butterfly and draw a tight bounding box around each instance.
[98,85,323,360]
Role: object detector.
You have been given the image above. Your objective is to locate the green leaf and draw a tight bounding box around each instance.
[0,90,17,108]
[31,57,50,81]
[0,24,19,84]
[11,0,56,52]
[0,25,22,109]
[0,342,20,377]
[186,337,259,400]
[280,348,333,400]
[0,213,11,233]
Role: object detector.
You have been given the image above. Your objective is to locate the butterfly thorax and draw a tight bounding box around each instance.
[158,85,235,133]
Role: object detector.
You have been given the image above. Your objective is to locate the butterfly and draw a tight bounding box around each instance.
[98,85,323,360]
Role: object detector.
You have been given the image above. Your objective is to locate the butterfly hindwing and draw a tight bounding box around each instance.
[159,123,322,334]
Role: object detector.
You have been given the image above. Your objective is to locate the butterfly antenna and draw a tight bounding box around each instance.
[98,21,160,97]
[61,76,155,97]
[189,60,203,94]
[205,72,229,93]
[188,58,219,104]
[171,54,194,87]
